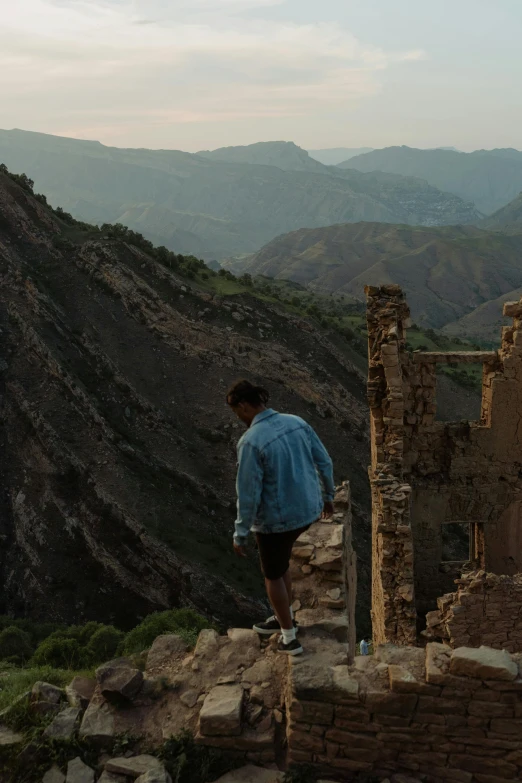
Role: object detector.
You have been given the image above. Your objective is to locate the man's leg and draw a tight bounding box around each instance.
[283,568,293,612]
[265,575,292,630]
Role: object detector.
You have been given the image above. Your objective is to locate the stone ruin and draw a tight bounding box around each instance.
[3,285,522,782]
[367,284,522,646]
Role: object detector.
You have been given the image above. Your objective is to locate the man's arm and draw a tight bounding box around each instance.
[233,441,264,546]
[308,426,335,502]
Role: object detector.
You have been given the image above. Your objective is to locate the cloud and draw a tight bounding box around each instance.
[0,0,425,145]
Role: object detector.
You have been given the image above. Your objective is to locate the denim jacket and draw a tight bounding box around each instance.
[233,409,335,545]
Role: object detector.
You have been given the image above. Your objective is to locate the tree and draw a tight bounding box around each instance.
[0,627,33,664]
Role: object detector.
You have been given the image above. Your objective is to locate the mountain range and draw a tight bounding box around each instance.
[344,146,522,215]
[0,130,481,261]
[224,220,522,331]
[0,166,372,631]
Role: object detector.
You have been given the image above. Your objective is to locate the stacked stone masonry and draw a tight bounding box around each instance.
[366,285,522,641]
[425,569,522,653]
[286,640,522,781]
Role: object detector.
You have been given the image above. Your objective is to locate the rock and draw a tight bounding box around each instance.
[194,629,220,659]
[146,635,189,671]
[44,707,82,740]
[32,682,65,715]
[96,658,144,701]
[32,682,64,705]
[227,628,260,649]
[180,689,199,708]
[247,704,263,725]
[0,726,24,746]
[105,756,164,777]
[311,548,342,571]
[43,766,66,783]
[135,770,172,783]
[241,660,272,685]
[199,684,243,736]
[66,757,95,783]
[66,677,96,710]
[79,700,116,744]
[212,766,283,783]
[450,646,518,681]
[326,588,341,601]
[231,311,244,322]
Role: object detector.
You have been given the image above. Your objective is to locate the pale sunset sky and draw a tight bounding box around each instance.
[0,0,520,151]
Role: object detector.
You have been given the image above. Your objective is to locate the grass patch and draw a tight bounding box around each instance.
[0,665,93,714]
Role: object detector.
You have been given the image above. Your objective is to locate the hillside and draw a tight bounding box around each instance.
[308,147,374,165]
[197,141,326,173]
[343,145,522,215]
[224,221,522,328]
[441,286,522,345]
[481,192,522,232]
[0,167,372,632]
[0,129,480,260]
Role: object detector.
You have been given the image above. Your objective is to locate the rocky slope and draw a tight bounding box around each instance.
[343,145,522,215]
[0,171,371,631]
[225,222,522,328]
[0,129,480,260]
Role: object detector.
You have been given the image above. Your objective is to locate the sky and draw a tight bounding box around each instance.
[0,0,521,152]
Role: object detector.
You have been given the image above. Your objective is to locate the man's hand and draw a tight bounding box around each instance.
[322,501,335,519]
[233,542,248,558]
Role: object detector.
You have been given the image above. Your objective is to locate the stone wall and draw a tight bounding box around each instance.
[425,569,522,653]
[286,639,522,781]
[366,285,522,640]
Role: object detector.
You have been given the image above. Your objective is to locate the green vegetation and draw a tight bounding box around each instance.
[123,609,212,654]
[0,608,212,712]
[158,730,239,783]
[0,664,82,714]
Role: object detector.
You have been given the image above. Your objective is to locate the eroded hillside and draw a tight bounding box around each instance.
[0,172,371,632]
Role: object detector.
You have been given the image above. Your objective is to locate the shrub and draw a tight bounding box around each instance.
[86,625,123,662]
[0,627,33,665]
[31,637,83,670]
[122,609,211,654]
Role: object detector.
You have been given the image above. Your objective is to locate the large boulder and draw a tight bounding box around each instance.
[96,658,143,702]
[66,677,96,710]
[66,757,95,783]
[44,707,82,740]
[199,685,243,737]
[146,635,189,672]
[450,646,518,681]
[79,700,116,745]
[32,682,65,715]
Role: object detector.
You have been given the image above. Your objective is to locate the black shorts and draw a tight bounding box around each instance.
[256,525,311,580]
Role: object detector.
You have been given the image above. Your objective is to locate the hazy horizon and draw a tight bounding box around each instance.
[2,1,521,152]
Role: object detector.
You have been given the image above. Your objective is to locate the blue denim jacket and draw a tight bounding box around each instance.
[233,409,335,545]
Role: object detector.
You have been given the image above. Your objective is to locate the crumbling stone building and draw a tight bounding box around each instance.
[367,284,522,646]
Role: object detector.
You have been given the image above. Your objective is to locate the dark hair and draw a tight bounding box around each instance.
[226,379,270,407]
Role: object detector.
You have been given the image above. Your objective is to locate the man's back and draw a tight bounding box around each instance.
[236,409,334,536]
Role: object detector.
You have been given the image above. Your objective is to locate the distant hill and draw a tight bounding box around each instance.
[442,286,522,345]
[480,192,522,232]
[224,221,522,328]
[197,140,326,173]
[342,145,522,215]
[308,147,374,165]
[0,129,480,260]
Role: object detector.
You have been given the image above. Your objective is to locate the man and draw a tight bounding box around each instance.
[359,638,369,656]
[227,379,335,656]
